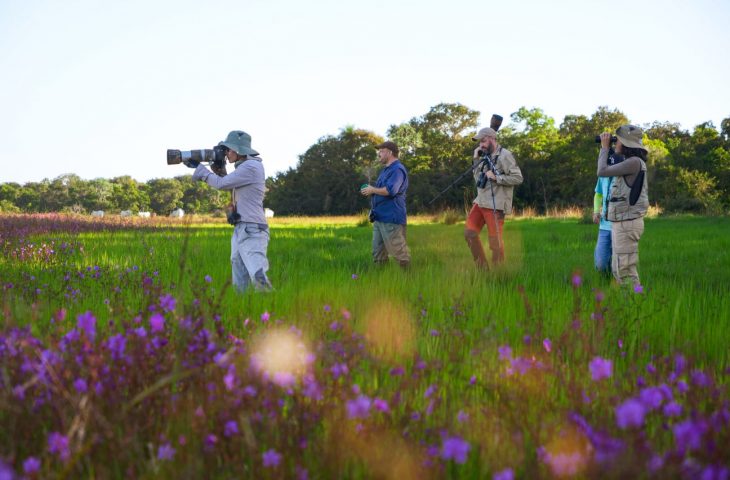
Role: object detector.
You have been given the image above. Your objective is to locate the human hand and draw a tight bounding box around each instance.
[486,171,497,181]
[592,213,600,224]
[182,159,200,169]
[473,146,482,159]
[599,132,612,149]
[360,185,373,196]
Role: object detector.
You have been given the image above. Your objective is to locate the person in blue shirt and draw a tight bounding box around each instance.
[360,141,411,268]
[593,176,613,275]
[592,152,623,276]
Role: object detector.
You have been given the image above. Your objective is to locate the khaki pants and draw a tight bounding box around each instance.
[372,222,410,267]
[611,217,644,286]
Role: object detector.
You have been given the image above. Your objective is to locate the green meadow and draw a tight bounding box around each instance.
[8,215,730,369]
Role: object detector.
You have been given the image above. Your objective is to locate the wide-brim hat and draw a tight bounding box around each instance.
[219,130,259,156]
[615,125,647,151]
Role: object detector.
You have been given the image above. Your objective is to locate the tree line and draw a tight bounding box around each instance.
[2,104,729,216]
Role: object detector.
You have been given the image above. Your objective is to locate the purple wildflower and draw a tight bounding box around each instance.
[204,274,212,283]
[424,384,437,398]
[691,370,711,388]
[134,326,147,338]
[390,366,404,376]
[149,312,165,334]
[633,284,643,294]
[639,387,664,410]
[346,395,372,419]
[469,375,477,385]
[457,410,469,423]
[23,456,41,474]
[589,356,613,381]
[157,443,176,461]
[260,311,270,323]
[106,334,126,360]
[351,273,358,279]
[493,468,514,480]
[498,345,512,361]
[329,321,340,331]
[159,294,176,312]
[572,273,582,287]
[543,338,552,353]
[331,363,348,379]
[441,436,470,464]
[73,378,88,393]
[76,311,96,341]
[430,329,440,336]
[616,398,646,429]
[373,398,389,413]
[673,419,707,453]
[262,449,282,468]
[223,369,236,391]
[224,420,239,437]
[663,401,683,417]
[48,432,70,461]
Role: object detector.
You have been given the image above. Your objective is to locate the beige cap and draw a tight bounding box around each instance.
[473,127,497,141]
[615,125,647,151]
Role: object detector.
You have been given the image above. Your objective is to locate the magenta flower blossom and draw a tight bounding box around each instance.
[572,273,582,287]
[493,468,514,480]
[223,369,236,391]
[260,311,270,323]
[149,312,165,334]
[47,432,70,461]
[373,398,390,413]
[351,273,358,279]
[204,274,212,283]
[441,435,470,464]
[329,321,340,331]
[543,338,552,353]
[633,284,643,294]
[23,457,41,474]
[346,395,372,419]
[76,311,96,341]
[469,375,477,385]
[262,449,282,468]
[157,443,176,461]
[616,398,646,429]
[589,356,613,381]
[424,384,437,398]
[457,410,469,423]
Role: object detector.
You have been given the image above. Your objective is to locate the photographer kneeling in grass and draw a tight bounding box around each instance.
[184,130,273,292]
[360,141,411,269]
[597,125,649,286]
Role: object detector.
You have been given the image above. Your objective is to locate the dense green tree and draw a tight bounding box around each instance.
[267,127,382,215]
[147,178,184,215]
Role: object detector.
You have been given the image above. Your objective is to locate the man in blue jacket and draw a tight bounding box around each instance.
[360,141,411,269]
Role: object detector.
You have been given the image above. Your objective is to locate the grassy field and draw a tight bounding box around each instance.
[1,213,729,478]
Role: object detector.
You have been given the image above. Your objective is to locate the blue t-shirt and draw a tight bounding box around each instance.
[595,177,613,231]
[371,160,408,225]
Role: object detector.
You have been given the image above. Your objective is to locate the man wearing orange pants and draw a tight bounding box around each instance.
[464,127,523,269]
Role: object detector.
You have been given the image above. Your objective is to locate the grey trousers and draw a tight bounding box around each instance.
[372,221,411,267]
[231,223,272,292]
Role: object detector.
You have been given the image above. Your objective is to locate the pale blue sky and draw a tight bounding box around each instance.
[1,0,728,184]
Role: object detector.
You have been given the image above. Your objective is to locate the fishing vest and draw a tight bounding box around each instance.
[607,157,648,221]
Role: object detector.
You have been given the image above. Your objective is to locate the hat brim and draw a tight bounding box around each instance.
[615,135,647,151]
[221,142,259,156]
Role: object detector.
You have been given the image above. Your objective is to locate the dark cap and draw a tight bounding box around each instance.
[376,141,399,157]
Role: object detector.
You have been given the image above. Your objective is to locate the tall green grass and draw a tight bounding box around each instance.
[5,215,729,369]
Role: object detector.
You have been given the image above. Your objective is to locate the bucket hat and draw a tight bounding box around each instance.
[219,131,259,156]
[615,125,647,151]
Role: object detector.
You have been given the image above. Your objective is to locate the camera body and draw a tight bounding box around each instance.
[167,145,229,170]
[226,208,241,225]
[594,135,618,144]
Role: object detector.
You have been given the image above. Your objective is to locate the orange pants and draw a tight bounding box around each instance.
[464,204,505,268]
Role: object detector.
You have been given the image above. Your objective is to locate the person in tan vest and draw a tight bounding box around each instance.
[464,127,523,269]
[597,125,649,286]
